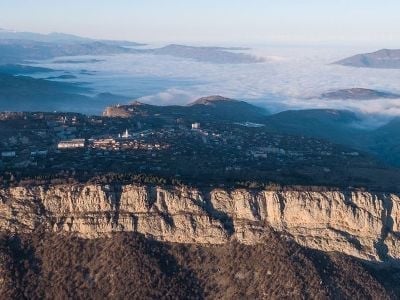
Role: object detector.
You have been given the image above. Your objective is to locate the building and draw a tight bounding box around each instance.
[57,139,85,149]
[1,151,16,158]
[235,121,265,128]
[192,123,201,130]
[249,149,268,158]
[92,138,117,150]
[121,129,131,139]
[31,150,48,156]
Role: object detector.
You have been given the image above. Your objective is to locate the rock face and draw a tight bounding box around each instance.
[1,184,400,263]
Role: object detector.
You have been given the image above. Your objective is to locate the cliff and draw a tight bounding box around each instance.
[1,184,400,263]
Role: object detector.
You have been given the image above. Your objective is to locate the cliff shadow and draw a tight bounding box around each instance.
[374,194,394,261]
[194,188,235,236]
[103,184,123,226]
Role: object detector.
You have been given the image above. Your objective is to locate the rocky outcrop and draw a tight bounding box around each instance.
[1,184,400,263]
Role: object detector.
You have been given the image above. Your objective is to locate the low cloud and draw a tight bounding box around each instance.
[38,47,400,121]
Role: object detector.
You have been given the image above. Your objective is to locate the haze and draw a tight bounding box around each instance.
[1,0,400,46]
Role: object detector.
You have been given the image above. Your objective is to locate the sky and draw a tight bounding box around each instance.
[1,0,400,45]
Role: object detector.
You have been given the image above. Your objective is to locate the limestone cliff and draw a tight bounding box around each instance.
[1,184,399,263]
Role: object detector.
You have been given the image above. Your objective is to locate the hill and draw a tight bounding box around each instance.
[264,109,370,147]
[0,30,262,65]
[0,64,55,75]
[0,39,134,64]
[370,117,400,166]
[320,88,400,100]
[103,95,269,122]
[334,49,400,69]
[148,44,265,64]
[0,74,128,114]
[0,28,145,46]
[0,230,396,298]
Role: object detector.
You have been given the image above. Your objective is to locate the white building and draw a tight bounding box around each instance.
[58,139,85,149]
[31,150,48,156]
[192,123,201,130]
[249,150,268,158]
[92,138,117,150]
[121,129,131,139]
[235,122,265,128]
[1,151,16,157]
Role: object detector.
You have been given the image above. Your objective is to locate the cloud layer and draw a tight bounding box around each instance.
[37,45,400,119]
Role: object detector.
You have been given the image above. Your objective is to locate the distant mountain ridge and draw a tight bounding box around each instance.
[103,95,269,122]
[0,39,135,64]
[0,64,55,75]
[320,88,400,100]
[189,95,238,105]
[0,30,263,64]
[0,73,129,114]
[334,49,400,69]
[147,44,264,64]
[0,28,145,46]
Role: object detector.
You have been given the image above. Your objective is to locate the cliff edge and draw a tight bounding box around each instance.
[1,184,400,263]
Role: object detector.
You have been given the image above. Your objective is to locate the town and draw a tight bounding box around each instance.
[1,108,393,190]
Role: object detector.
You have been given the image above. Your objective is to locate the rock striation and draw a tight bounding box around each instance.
[1,184,400,263]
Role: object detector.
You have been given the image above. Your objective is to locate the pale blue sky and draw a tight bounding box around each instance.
[1,0,399,45]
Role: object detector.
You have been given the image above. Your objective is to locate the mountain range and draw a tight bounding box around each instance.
[0,39,134,64]
[0,29,263,64]
[0,28,145,46]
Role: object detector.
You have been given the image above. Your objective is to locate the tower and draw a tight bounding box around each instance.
[122,129,131,138]
[192,123,200,130]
